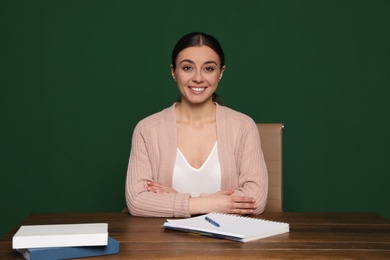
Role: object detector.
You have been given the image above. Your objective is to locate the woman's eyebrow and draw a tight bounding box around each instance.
[204,61,218,65]
[179,59,194,65]
[179,59,218,65]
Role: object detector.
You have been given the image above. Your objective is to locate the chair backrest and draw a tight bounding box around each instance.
[256,123,284,212]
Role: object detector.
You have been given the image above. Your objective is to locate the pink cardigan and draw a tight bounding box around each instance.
[125,103,268,217]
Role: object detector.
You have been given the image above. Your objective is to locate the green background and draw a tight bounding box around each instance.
[1,0,389,237]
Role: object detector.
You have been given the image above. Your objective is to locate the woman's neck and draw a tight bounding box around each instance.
[175,100,216,126]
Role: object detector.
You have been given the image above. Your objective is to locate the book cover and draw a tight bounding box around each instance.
[13,223,108,249]
[164,212,289,242]
[16,236,119,260]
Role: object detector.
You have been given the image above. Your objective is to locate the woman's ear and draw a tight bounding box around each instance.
[219,65,226,81]
[170,64,176,81]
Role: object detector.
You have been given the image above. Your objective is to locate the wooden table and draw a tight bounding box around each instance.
[1,212,389,259]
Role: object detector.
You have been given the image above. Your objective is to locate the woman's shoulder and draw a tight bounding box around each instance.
[217,104,256,126]
[134,103,176,132]
[217,105,259,140]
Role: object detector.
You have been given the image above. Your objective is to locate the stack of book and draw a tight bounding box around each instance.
[12,223,119,260]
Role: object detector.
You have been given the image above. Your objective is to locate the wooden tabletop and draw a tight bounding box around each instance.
[1,212,389,259]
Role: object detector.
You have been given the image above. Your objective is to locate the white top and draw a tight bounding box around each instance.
[172,142,221,197]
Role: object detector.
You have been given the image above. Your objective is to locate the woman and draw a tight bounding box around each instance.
[125,32,268,218]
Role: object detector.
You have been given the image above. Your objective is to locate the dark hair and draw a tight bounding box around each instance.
[172,32,225,104]
[171,32,225,69]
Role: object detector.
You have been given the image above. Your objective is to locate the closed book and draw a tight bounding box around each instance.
[13,223,108,249]
[164,212,289,242]
[16,236,119,260]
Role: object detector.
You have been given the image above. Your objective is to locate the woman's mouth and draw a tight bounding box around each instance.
[190,87,206,93]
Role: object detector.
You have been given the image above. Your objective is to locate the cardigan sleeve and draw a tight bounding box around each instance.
[125,118,191,218]
[232,119,268,214]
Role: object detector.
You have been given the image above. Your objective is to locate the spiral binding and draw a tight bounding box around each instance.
[210,212,287,225]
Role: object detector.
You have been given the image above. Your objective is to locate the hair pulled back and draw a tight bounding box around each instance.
[171,32,225,69]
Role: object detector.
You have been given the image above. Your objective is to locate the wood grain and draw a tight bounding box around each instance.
[1,212,389,259]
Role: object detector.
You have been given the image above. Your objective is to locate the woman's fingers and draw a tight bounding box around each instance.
[232,195,256,203]
[230,194,256,214]
[231,208,255,215]
[145,181,177,194]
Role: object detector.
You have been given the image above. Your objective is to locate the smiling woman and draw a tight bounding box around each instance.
[171,32,225,105]
[171,45,225,106]
[125,32,268,218]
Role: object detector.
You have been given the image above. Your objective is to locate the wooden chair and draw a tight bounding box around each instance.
[257,123,284,212]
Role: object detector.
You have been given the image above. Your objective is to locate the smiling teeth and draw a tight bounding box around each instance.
[191,87,204,92]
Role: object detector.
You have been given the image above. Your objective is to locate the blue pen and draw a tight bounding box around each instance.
[205,216,220,227]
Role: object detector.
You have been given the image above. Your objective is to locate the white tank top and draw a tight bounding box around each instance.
[172,142,221,197]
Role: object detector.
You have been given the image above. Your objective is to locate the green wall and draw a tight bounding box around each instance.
[1,0,389,236]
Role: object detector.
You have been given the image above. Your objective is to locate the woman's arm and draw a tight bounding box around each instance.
[188,190,256,215]
[145,182,257,215]
[125,123,191,218]
[231,120,268,214]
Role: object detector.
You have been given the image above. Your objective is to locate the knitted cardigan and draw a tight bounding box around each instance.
[125,103,268,217]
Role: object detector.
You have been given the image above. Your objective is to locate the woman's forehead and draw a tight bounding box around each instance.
[177,46,220,64]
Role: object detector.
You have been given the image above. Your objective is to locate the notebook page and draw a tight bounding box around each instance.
[165,212,289,241]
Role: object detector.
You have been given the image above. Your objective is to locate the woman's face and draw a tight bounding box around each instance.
[171,46,225,105]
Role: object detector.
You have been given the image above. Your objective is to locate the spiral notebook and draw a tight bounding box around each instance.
[163,212,289,242]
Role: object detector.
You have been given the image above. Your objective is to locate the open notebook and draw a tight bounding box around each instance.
[163,212,289,242]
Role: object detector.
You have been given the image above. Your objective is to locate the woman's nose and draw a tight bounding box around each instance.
[192,70,203,83]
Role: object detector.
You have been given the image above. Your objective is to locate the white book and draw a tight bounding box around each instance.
[164,212,289,242]
[12,223,108,249]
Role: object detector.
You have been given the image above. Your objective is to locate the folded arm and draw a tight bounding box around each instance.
[125,125,191,218]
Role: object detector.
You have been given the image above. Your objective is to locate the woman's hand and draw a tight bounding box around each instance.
[189,190,257,215]
[145,181,178,194]
[145,183,255,215]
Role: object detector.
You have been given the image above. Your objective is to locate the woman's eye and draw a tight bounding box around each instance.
[205,67,215,72]
[183,66,192,71]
